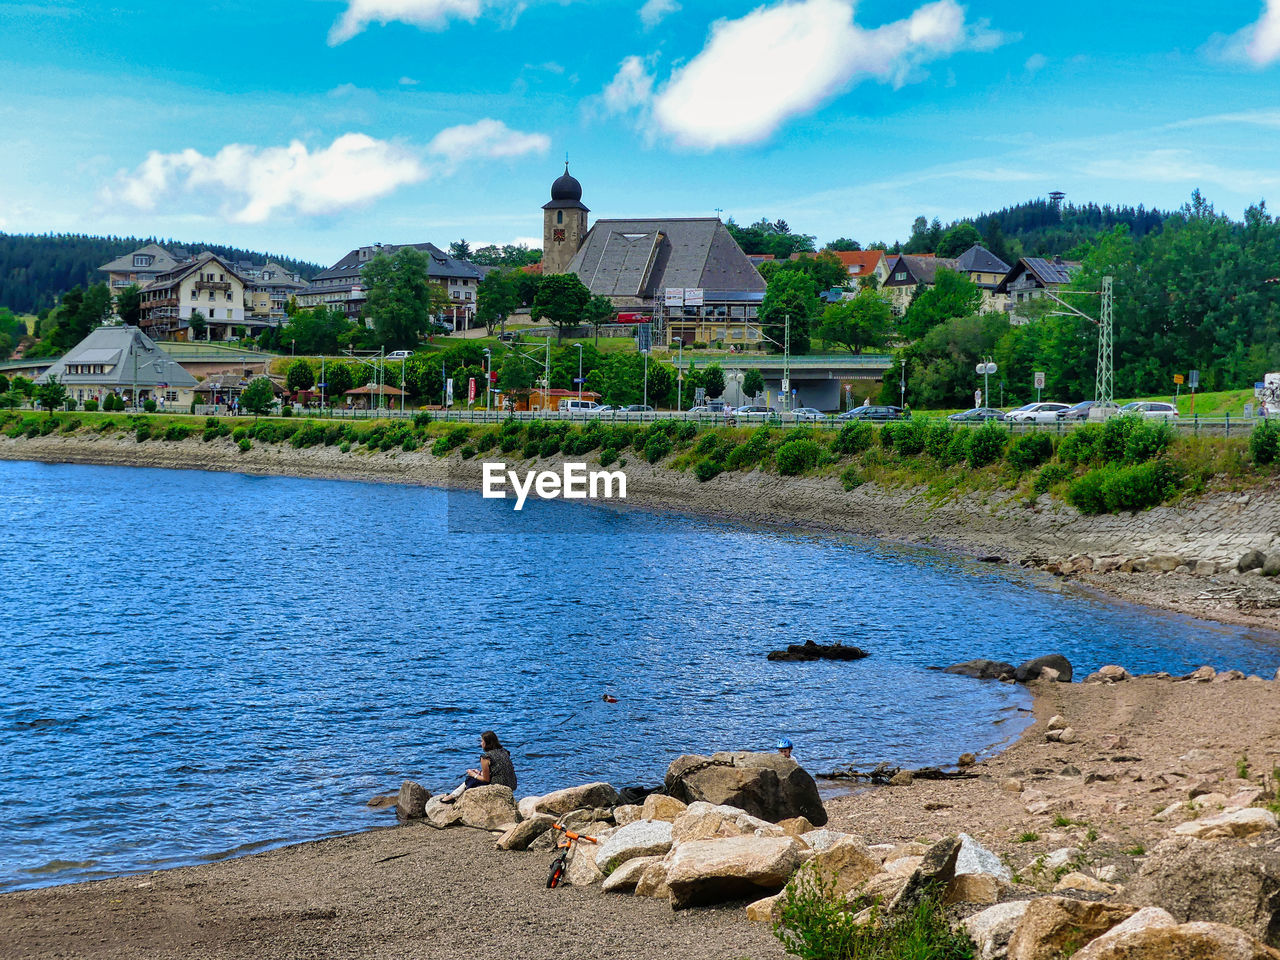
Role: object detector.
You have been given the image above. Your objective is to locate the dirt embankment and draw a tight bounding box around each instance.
[4,429,1279,627]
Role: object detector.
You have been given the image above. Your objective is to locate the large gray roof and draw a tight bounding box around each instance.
[567,219,765,300]
[955,244,1010,275]
[312,242,482,287]
[98,243,186,275]
[35,325,197,388]
[885,255,960,286]
[995,257,1077,293]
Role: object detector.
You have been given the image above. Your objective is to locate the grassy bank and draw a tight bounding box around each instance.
[3,408,1277,518]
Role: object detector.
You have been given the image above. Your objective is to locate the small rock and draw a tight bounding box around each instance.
[945,872,1001,906]
[958,753,977,767]
[367,793,398,810]
[776,815,816,836]
[1182,665,1216,682]
[613,803,643,826]
[1047,715,1069,732]
[496,815,555,851]
[1098,734,1128,751]
[1264,555,1280,577]
[963,901,1032,960]
[1057,727,1078,744]
[884,856,923,877]
[1086,664,1132,683]
[1238,549,1266,573]
[1002,778,1024,793]
[1194,560,1217,576]
[1043,847,1082,871]
[534,782,621,817]
[890,770,915,786]
[1214,669,1246,682]
[1015,654,1074,683]
[956,833,1013,882]
[1228,787,1265,809]
[1172,807,1278,840]
[1096,864,1120,882]
[745,891,784,924]
[1071,907,1177,957]
[1053,871,1117,896]
[799,828,850,854]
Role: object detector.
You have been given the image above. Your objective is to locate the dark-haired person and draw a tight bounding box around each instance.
[440,731,517,802]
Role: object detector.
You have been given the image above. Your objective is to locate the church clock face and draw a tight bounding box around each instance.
[553,228,566,243]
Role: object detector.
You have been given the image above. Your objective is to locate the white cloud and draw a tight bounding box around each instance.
[399,76,420,85]
[1024,52,1047,75]
[609,0,1007,150]
[639,0,679,29]
[426,118,550,170]
[104,121,548,223]
[1210,1,1280,65]
[329,0,490,44]
[601,56,655,115]
[1081,148,1280,189]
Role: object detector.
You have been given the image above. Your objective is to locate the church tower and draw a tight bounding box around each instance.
[542,162,589,275]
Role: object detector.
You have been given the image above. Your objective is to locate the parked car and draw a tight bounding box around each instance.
[592,405,619,415]
[948,407,1006,422]
[1086,401,1122,421]
[1006,402,1071,423]
[620,404,654,413]
[558,399,601,414]
[789,407,827,421]
[836,405,903,421]
[1058,401,1097,421]
[1119,401,1179,420]
[732,404,774,420]
[386,350,412,360]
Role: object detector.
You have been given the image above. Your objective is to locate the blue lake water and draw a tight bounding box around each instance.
[2,459,1279,892]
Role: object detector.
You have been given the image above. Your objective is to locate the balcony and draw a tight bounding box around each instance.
[194,281,231,292]
[147,298,179,309]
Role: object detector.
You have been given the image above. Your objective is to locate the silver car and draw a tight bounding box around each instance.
[1007,402,1071,423]
[789,407,827,421]
[1119,401,1179,420]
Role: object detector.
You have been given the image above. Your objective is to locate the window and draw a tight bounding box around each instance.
[557,211,563,224]
[164,391,178,402]
[134,255,152,267]
[895,272,907,281]
[226,292,233,301]
[209,309,217,319]
[209,292,215,301]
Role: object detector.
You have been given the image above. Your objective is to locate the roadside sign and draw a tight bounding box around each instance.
[446,378,454,405]
[317,382,327,389]
[1033,371,1045,390]
[1189,369,1200,389]
[781,378,790,393]
[1173,374,1184,385]
[1257,382,1267,396]
[1245,403,1255,419]
[637,325,652,353]
[695,387,706,402]
[468,377,476,402]
[664,288,684,307]
[573,377,585,384]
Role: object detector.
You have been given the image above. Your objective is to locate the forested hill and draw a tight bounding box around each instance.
[958,199,1171,261]
[0,233,324,315]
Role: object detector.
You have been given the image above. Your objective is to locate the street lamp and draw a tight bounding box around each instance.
[673,337,684,412]
[976,358,998,408]
[898,355,907,411]
[573,342,583,403]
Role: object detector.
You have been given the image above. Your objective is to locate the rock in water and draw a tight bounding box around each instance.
[1125,836,1280,944]
[395,780,430,820]
[943,659,1018,680]
[1015,654,1073,683]
[664,752,827,826]
[458,784,518,830]
[767,640,870,662]
[665,835,806,909]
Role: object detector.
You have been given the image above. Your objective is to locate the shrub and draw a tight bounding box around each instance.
[59,417,80,433]
[775,438,822,475]
[232,426,248,442]
[522,440,541,459]
[675,420,697,442]
[695,432,723,456]
[892,417,930,456]
[163,425,190,442]
[458,443,475,458]
[402,436,419,452]
[540,435,561,457]
[1067,466,1117,515]
[1032,462,1074,496]
[840,463,864,491]
[1250,419,1279,466]
[413,411,433,428]
[599,446,618,466]
[1007,432,1054,472]
[135,425,151,442]
[339,441,351,453]
[499,434,522,454]
[922,420,955,461]
[202,426,220,443]
[942,429,971,465]
[1123,418,1175,464]
[143,399,157,413]
[643,431,673,463]
[280,405,293,418]
[1102,460,1180,513]
[238,437,251,452]
[322,424,342,446]
[475,430,499,453]
[967,422,1007,468]
[1098,414,1142,463]
[526,420,549,442]
[1057,424,1101,465]
[694,458,724,482]
[84,399,99,412]
[725,427,771,471]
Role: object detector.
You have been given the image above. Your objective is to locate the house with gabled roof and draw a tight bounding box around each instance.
[298,242,482,328]
[98,243,190,293]
[995,256,1080,308]
[822,250,889,287]
[954,244,1012,309]
[137,252,251,341]
[881,254,960,315]
[35,323,197,407]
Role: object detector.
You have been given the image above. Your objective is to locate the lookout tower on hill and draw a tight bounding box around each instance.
[542,162,589,275]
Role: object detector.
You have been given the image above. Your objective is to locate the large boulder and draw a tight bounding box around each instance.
[395,780,430,820]
[1006,897,1138,960]
[964,900,1031,960]
[1125,837,1280,945]
[594,819,674,873]
[664,752,828,826]
[944,659,1017,680]
[888,835,961,914]
[534,782,620,818]
[563,843,604,886]
[1015,654,1073,683]
[1173,807,1278,840]
[1078,919,1280,959]
[496,814,555,851]
[458,784,518,830]
[601,854,663,893]
[641,794,688,823]
[956,832,1012,882]
[808,835,880,898]
[634,859,672,899]
[1071,908,1176,958]
[423,796,463,828]
[665,835,807,909]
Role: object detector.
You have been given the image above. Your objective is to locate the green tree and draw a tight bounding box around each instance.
[448,239,472,260]
[37,374,67,414]
[0,389,22,410]
[532,273,592,341]
[817,289,894,354]
[362,247,438,350]
[584,295,616,344]
[759,271,818,355]
[742,368,765,400]
[703,363,726,399]
[279,307,356,355]
[827,238,861,251]
[325,362,354,399]
[476,270,520,336]
[936,223,984,259]
[188,310,208,340]
[286,358,315,393]
[115,284,142,326]
[725,218,817,259]
[0,374,8,393]
[497,353,538,407]
[900,269,984,340]
[470,243,542,267]
[240,377,275,417]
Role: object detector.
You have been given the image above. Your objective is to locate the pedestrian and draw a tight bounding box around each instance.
[776,738,794,760]
[440,730,517,803]
[862,396,870,407]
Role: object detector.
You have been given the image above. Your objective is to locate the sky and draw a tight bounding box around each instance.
[1,0,1278,265]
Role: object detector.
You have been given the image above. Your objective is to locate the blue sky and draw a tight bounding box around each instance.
[1,0,1278,265]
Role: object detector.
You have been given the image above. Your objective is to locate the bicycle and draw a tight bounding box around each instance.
[546,823,599,889]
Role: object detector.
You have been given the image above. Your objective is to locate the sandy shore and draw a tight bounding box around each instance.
[5,674,1280,959]
[3,430,1278,629]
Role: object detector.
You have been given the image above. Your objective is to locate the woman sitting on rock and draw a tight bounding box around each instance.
[440,731,517,802]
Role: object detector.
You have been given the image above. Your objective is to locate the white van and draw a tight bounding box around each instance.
[386,350,412,360]
[558,399,601,414]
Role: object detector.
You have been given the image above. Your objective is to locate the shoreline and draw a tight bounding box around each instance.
[3,431,1279,629]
